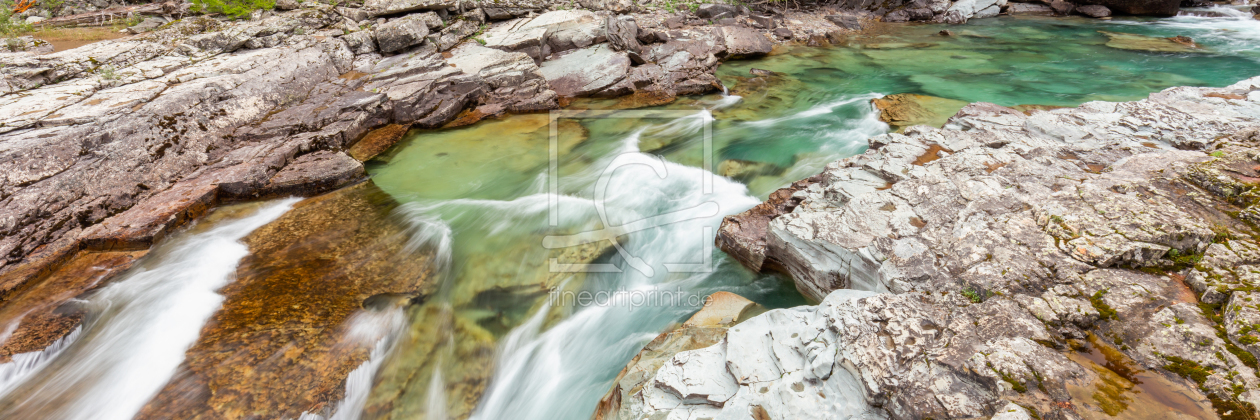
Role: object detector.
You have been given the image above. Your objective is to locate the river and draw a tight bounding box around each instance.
[0,8,1258,420]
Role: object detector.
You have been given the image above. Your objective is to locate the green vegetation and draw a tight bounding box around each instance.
[1167,248,1204,267]
[95,64,118,80]
[961,287,984,303]
[1162,353,1259,420]
[1198,303,1259,369]
[190,0,275,19]
[1090,290,1118,321]
[0,2,34,39]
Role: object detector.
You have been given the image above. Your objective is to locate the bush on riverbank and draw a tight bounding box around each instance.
[1,1,35,38]
[191,0,275,18]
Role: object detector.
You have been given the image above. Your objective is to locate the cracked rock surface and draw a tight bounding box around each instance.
[603,78,1260,419]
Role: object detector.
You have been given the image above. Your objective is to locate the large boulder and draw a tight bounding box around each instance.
[605,15,641,54]
[1006,3,1055,15]
[478,0,549,20]
[696,3,740,19]
[374,14,431,53]
[1076,4,1112,16]
[539,44,630,97]
[719,25,773,58]
[446,43,559,111]
[481,10,605,60]
[1074,0,1179,16]
[946,0,1005,19]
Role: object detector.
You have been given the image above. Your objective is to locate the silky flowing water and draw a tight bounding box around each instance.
[0,9,1257,420]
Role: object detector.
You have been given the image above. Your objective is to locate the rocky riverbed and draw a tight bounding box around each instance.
[599,76,1260,419]
[0,0,1251,417]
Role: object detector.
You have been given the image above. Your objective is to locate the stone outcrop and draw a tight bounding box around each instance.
[0,2,817,287]
[608,79,1260,419]
[591,292,762,420]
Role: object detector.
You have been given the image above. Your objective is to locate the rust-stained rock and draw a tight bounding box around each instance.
[349,124,412,162]
[135,181,438,420]
[0,250,146,363]
[361,305,496,420]
[870,93,968,131]
[1100,30,1205,53]
[684,291,761,328]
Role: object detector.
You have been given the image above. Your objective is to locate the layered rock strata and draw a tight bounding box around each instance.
[606,78,1260,419]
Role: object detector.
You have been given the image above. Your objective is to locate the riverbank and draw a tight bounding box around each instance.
[600,76,1260,419]
[0,0,1257,418]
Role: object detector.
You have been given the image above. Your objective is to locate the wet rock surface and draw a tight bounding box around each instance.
[871,93,969,131]
[0,2,867,288]
[135,181,438,420]
[608,79,1260,419]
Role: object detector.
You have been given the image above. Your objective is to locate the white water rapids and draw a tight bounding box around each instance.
[0,199,298,420]
[458,94,889,420]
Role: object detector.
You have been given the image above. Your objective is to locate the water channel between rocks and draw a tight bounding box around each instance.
[1,9,1259,420]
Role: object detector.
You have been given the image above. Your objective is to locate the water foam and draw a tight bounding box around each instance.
[0,199,298,420]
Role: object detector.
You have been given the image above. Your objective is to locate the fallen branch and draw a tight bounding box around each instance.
[13,0,37,14]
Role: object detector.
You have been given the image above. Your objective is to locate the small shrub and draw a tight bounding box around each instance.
[961,288,983,303]
[96,64,118,80]
[0,3,35,38]
[190,0,275,19]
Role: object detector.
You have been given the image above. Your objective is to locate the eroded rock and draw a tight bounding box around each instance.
[689,78,1260,419]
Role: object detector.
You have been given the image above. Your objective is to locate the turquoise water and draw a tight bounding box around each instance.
[362,10,1260,420]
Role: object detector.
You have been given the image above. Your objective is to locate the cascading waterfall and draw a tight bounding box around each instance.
[0,326,80,395]
[3,11,1256,420]
[299,306,409,420]
[425,366,448,420]
[0,199,298,420]
[467,100,797,420]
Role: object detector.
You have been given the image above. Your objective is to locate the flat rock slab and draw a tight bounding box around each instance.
[258,151,365,198]
[364,0,456,16]
[719,25,773,58]
[539,44,630,97]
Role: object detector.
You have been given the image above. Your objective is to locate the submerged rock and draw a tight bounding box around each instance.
[1101,30,1205,53]
[135,181,439,420]
[870,93,969,131]
[0,250,146,363]
[361,304,496,420]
